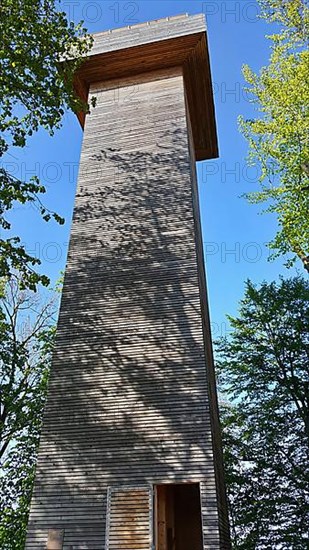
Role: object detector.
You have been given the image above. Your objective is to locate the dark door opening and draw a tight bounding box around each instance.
[154,483,203,550]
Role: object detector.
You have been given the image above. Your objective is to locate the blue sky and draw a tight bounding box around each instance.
[5,0,302,338]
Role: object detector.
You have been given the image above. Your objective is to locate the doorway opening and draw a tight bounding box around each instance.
[154,483,204,550]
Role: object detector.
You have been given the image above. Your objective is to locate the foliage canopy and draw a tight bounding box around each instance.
[0,0,92,290]
[217,276,309,548]
[240,0,309,270]
[0,278,56,549]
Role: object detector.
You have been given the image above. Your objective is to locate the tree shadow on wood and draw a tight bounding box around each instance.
[27,125,215,549]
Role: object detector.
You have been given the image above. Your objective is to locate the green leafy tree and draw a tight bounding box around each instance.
[239,0,309,271]
[216,276,309,548]
[0,278,57,549]
[0,0,93,290]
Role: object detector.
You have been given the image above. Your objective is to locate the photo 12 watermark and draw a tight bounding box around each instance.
[202,161,261,184]
[1,160,123,186]
[202,1,259,24]
[62,1,141,25]
[212,81,252,104]
[22,241,69,265]
[204,241,271,264]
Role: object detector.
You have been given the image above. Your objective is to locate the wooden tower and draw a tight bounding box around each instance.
[26,14,230,550]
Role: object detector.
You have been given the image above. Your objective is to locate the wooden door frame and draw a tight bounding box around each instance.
[153,482,204,550]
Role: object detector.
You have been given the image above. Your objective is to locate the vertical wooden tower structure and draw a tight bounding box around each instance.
[26,14,230,550]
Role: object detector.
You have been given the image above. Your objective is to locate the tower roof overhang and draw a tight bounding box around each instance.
[74,13,218,161]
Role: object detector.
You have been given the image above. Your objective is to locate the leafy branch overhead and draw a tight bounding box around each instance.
[239,0,309,270]
[0,0,94,290]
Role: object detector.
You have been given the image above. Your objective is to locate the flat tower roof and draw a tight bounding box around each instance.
[74,14,218,161]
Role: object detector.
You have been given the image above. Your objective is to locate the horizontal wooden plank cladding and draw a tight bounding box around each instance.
[74,16,218,160]
[106,487,152,550]
[47,529,64,550]
[26,66,227,549]
[91,14,205,55]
